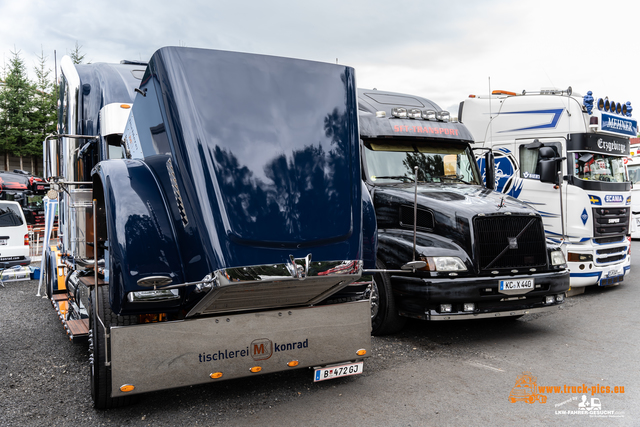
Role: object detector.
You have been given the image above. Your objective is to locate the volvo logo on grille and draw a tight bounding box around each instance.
[508,237,518,249]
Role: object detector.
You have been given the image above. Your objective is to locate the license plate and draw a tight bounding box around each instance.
[607,267,622,278]
[314,361,363,382]
[0,239,6,246]
[499,279,534,291]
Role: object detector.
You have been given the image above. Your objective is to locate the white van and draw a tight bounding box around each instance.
[0,200,31,268]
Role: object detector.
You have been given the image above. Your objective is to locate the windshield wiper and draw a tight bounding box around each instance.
[374,175,415,183]
[439,175,468,184]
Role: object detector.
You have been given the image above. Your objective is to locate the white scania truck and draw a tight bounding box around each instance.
[459,88,636,291]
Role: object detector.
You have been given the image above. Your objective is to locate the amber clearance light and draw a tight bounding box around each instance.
[120,384,135,393]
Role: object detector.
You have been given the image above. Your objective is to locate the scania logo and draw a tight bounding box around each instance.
[251,338,273,361]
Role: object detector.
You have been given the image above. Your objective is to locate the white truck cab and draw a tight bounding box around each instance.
[459,87,636,289]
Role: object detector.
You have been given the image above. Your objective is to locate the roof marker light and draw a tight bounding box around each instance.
[437,111,451,122]
[597,98,605,110]
[391,107,407,118]
[375,111,386,118]
[422,110,437,120]
[604,99,611,112]
[408,108,422,119]
[616,102,622,114]
[492,90,517,96]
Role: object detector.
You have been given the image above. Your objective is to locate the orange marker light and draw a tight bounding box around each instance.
[120,385,135,392]
[210,372,223,379]
[492,90,517,96]
[120,104,131,109]
[356,349,367,356]
[250,366,262,373]
[287,361,299,367]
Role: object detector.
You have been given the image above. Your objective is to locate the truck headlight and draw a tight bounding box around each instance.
[420,256,467,272]
[550,250,566,266]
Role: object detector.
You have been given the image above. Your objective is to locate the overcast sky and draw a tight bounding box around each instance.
[1,0,638,114]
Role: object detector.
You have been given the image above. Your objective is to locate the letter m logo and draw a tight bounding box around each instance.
[251,338,273,361]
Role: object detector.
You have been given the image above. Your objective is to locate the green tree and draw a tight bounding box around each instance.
[69,41,86,64]
[0,49,35,170]
[28,48,57,159]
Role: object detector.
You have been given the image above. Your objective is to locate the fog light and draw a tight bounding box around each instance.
[440,304,452,313]
[556,293,565,303]
[463,303,475,312]
[545,296,555,304]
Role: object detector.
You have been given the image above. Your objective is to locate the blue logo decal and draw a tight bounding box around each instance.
[601,112,638,137]
[581,209,589,225]
[604,195,624,203]
[626,196,632,205]
[588,195,602,205]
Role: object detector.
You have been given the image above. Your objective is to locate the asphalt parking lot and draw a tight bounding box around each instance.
[1,244,639,426]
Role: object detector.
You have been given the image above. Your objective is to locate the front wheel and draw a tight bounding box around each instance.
[371,260,406,336]
[90,285,138,409]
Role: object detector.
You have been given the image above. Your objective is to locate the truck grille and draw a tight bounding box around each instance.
[593,207,629,237]
[473,215,547,271]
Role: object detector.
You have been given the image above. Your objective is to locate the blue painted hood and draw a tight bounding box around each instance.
[122,47,362,280]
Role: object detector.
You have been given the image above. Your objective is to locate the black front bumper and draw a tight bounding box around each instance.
[390,270,570,320]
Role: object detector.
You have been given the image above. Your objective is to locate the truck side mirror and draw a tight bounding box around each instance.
[484,150,495,190]
[537,147,564,184]
[539,159,559,184]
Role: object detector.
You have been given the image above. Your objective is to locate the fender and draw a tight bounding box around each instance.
[377,229,472,270]
[362,183,378,270]
[93,159,185,315]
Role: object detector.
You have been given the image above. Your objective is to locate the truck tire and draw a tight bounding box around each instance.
[371,260,406,336]
[90,285,138,409]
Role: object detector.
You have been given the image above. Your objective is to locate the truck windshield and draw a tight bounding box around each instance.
[627,164,640,184]
[573,152,626,183]
[363,140,481,185]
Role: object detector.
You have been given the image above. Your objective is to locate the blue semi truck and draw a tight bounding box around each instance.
[41,47,376,409]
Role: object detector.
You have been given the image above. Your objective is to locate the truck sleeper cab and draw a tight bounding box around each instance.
[43,47,374,409]
[358,89,569,335]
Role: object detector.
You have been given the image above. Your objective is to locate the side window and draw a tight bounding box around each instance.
[519,143,561,180]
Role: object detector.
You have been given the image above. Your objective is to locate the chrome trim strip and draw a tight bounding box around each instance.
[185,259,362,318]
[427,304,563,321]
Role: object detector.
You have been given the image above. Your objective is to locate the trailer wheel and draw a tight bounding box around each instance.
[371,260,406,336]
[90,285,138,409]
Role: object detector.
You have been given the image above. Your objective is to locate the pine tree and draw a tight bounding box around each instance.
[0,49,35,171]
[69,41,86,64]
[28,48,57,173]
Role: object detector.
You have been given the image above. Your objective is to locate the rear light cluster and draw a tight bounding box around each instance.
[24,233,29,246]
